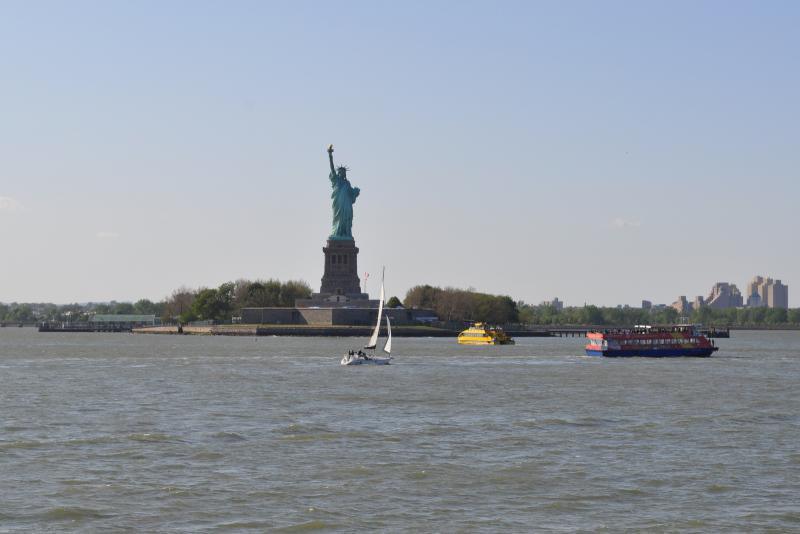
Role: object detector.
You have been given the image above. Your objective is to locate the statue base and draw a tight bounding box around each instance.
[294,239,368,307]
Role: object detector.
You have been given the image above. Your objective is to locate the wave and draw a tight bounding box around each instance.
[277,423,368,443]
[211,431,247,442]
[525,417,619,427]
[191,451,225,460]
[273,520,334,532]
[62,436,118,446]
[707,483,733,493]
[127,433,177,443]
[0,440,43,450]
[279,432,366,443]
[42,506,108,520]
[3,425,32,432]
[214,520,273,529]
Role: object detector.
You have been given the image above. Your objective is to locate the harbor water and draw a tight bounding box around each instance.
[1,329,799,532]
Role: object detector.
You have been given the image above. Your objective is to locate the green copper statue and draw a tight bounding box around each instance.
[327,144,360,240]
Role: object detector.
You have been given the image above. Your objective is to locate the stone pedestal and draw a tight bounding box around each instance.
[319,239,366,298]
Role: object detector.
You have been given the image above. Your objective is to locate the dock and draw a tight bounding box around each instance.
[38,322,132,333]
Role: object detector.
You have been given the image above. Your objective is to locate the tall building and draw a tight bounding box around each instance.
[671,296,690,315]
[747,275,789,309]
[767,279,789,309]
[705,283,743,309]
[747,292,763,308]
[747,276,765,305]
[541,297,564,311]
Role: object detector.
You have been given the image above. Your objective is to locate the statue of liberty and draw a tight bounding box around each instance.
[327,145,360,240]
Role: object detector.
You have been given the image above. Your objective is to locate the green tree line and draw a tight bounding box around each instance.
[404,285,519,324]
[500,302,799,327]
[401,284,800,327]
[0,300,164,323]
[3,282,799,327]
[1,278,311,325]
[157,279,312,324]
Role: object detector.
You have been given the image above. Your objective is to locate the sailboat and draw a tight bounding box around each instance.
[340,268,393,366]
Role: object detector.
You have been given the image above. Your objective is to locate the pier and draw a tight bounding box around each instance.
[38,322,132,333]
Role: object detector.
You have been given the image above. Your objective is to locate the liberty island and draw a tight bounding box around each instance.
[238,146,435,327]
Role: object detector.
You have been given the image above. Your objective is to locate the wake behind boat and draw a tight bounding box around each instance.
[341,268,393,366]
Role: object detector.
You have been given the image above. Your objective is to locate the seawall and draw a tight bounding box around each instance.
[132,325,457,337]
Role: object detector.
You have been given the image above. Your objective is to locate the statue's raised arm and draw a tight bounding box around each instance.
[327,144,336,176]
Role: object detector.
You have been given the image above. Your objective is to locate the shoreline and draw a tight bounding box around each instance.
[131,325,461,337]
[26,324,800,336]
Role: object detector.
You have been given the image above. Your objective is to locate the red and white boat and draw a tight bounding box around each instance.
[585,324,719,357]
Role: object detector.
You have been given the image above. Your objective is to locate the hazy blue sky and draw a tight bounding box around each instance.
[1,1,797,306]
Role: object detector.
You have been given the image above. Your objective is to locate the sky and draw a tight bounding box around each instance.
[1,1,798,307]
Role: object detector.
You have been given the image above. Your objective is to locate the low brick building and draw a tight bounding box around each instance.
[240,306,437,326]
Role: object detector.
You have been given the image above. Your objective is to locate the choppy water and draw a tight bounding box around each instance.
[1,329,799,532]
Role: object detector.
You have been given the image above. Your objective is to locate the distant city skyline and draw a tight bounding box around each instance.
[1,1,798,307]
[667,275,789,315]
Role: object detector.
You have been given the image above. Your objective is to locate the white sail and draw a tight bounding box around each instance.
[364,268,385,349]
[383,314,392,354]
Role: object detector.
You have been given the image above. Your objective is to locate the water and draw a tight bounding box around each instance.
[1,329,799,532]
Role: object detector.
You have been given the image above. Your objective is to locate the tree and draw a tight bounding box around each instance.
[691,306,712,326]
[248,280,282,307]
[404,285,518,324]
[233,279,253,311]
[133,299,159,315]
[162,287,197,323]
[386,296,403,308]
[191,282,235,322]
[190,288,217,321]
[765,308,788,325]
[279,280,312,307]
[111,301,135,315]
[579,305,604,325]
[404,285,441,310]
[7,304,35,322]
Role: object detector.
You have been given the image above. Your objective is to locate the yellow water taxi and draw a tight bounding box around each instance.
[457,323,515,345]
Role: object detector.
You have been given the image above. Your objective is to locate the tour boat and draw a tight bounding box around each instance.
[341,268,392,366]
[585,324,719,357]
[457,323,515,345]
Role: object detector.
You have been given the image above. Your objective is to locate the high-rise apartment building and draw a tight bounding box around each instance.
[747,275,789,309]
[767,280,789,309]
[540,297,564,311]
[671,295,690,315]
[705,283,744,309]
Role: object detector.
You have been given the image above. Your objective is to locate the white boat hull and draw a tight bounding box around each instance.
[340,354,392,366]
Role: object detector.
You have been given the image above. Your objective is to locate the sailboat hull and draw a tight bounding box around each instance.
[340,354,392,366]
